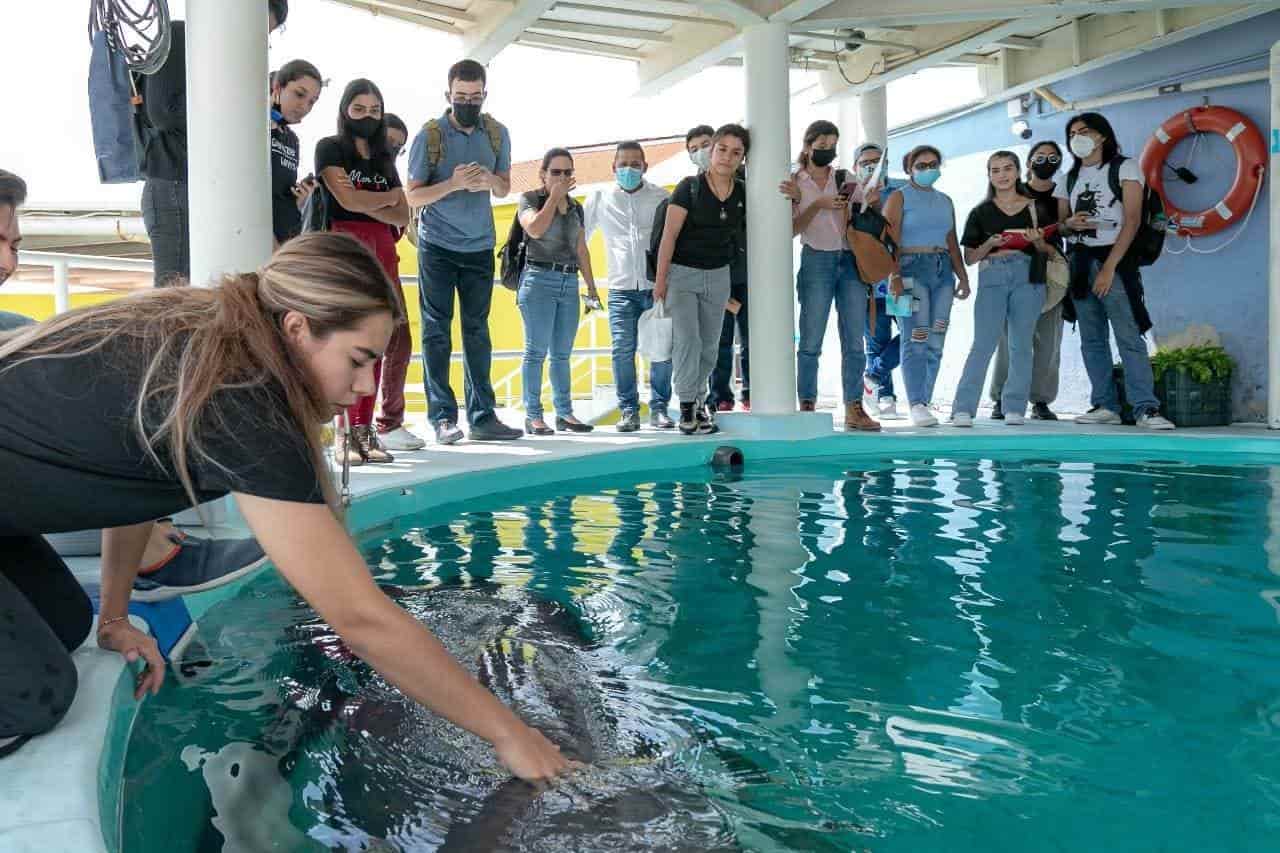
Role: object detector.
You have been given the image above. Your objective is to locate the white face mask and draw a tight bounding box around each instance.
[1069,134,1097,159]
[690,147,711,172]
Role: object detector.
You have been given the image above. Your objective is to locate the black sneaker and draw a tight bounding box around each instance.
[678,402,697,435]
[990,401,1004,420]
[1030,402,1058,421]
[435,420,464,445]
[616,410,640,433]
[650,408,675,430]
[132,532,268,602]
[469,418,523,441]
[695,404,719,435]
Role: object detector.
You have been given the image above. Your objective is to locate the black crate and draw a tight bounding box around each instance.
[1155,367,1232,427]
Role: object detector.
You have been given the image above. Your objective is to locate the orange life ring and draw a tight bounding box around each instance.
[1138,105,1266,238]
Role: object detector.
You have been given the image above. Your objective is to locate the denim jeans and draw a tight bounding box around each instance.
[1073,256,1159,416]
[664,263,731,404]
[952,254,1044,417]
[796,246,868,404]
[864,296,899,400]
[518,268,580,420]
[418,242,499,427]
[709,282,749,407]
[141,177,189,287]
[899,252,956,406]
[608,289,672,414]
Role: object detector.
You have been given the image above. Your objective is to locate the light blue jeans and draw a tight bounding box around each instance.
[796,246,868,404]
[952,254,1044,417]
[899,252,956,406]
[1074,256,1159,416]
[608,289,673,414]
[518,267,580,420]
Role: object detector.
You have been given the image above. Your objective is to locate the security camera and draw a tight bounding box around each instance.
[843,29,866,52]
[1011,119,1032,140]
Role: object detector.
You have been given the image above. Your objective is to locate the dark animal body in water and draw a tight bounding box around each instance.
[266,582,740,852]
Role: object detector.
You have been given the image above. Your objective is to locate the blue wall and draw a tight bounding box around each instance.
[892,13,1280,420]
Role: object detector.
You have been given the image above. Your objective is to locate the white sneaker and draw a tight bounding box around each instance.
[950,412,973,428]
[1137,412,1176,430]
[1005,412,1025,426]
[1075,406,1122,425]
[877,397,900,420]
[379,426,427,451]
[862,379,877,412]
[909,403,938,427]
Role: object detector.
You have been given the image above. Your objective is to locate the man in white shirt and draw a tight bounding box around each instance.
[585,142,673,432]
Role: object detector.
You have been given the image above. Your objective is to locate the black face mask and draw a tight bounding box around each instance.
[810,148,836,168]
[452,102,482,128]
[344,115,382,140]
[1031,160,1059,180]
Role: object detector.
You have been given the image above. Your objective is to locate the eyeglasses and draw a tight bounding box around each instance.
[548,168,574,177]
[912,161,940,171]
[1031,154,1062,165]
[451,93,486,105]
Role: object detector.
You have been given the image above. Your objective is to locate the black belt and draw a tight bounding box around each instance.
[527,261,579,274]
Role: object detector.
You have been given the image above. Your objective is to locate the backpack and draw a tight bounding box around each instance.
[300,182,332,234]
[1067,156,1166,267]
[498,192,584,291]
[421,112,506,172]
[646,175,746,281]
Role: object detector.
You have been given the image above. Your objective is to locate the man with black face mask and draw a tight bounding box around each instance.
[406,60,519,445]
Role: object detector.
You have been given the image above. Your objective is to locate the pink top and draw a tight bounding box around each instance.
[793,168,849,252]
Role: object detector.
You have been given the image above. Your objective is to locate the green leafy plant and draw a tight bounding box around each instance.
[1150,344,1235,384]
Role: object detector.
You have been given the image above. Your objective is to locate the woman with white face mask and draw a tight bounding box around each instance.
[882,145,970,427]
[1057,112,1173,430]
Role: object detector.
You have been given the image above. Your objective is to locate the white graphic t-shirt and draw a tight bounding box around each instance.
[1054,157,1144,247]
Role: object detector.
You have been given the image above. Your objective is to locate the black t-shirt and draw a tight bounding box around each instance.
[136,21,187,182]
[315,136,402,224]
[671,173,747,270]
[271,124,302,243]
[0,332,324,536]
[962,196,1058,284]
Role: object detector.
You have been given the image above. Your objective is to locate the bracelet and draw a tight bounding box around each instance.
[97,615,130,633]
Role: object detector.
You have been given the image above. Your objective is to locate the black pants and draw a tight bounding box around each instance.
[141,177,190,287]
[0,536,92,751]
[708,282,750,407]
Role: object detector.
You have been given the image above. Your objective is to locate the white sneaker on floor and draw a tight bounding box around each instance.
[1005,412,1025,426]
[862,379,877,412]
[1137,412,1176,430]
[950,412,973,428]
[909,403,938,427]
[380,427,426,451]
[877,397,900,420]
[1075,406,1122,425]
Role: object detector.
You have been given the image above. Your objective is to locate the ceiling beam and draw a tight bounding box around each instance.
[329,0,462,33]
[770,0,838,23]
[516,32,644,59]
[635,29,744,96]
[463,0,557,64]
[689,0,764,28]
[531,18,675,42]
[797,0,1260,30]
[554,2,737,29]
[339,0,476,22]
[989,34,1043,49]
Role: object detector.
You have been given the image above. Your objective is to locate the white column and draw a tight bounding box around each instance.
[744,21,797,415]
[859,86,888,150]
[185,0,272,287]
[837,96,862,168]
[52,260,70,314]
[1269,41,1280,428]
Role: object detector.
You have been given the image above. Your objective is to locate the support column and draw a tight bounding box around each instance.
[52,260,70,314]
[837,96,862,167]
[859,86,888,150]
[744,21,797,415]
[185,0,272,287]
[1269,41,1280,428]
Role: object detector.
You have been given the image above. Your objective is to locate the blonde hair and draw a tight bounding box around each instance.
[0,232,404,512]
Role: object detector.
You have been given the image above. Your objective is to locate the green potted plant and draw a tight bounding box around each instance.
[1150,344,1234,427]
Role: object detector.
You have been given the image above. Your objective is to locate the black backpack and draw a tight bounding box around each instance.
[1067,156,1166,267]
[499,192,584,291]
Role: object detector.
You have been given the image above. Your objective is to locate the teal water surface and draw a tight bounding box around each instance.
[121,454,1280,851]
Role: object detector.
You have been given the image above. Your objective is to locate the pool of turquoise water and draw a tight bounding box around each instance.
[121,453,1280,851]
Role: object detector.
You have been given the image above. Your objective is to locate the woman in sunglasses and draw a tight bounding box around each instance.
[883,145,970,427]
[986,140,1072,421]
[515,148,600,435]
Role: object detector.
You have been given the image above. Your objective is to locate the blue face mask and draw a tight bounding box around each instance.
[914,168,942,188]
[616,166,643,191]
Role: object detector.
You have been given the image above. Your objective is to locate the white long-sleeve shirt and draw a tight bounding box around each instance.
[584,180,670,292]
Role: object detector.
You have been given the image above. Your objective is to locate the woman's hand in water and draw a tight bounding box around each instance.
[494,722,575,781]
[98,620,165,699]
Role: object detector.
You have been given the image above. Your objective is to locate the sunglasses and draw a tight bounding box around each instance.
[548,168,575,177]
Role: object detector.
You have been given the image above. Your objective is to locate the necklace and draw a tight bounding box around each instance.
[708,172,731,221]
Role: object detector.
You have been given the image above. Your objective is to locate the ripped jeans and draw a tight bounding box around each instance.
[899,252,956,407]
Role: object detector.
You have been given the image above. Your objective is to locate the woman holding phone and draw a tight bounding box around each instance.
[777,120,879,431]
[270,59,324,246]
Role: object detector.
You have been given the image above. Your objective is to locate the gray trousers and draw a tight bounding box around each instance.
[988,299,1064,406]
[141,177,190,287]
[664,262,731,404]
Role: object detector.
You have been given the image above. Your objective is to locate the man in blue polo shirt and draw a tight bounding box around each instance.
[406,60,521,444]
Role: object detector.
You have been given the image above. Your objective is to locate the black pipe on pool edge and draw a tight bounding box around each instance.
[710,446,745,469]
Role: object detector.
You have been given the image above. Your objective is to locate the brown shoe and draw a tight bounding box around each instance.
[334,427,365,467]
[844,401,882,432]
[353,424,395,464]
[799,400,817,412]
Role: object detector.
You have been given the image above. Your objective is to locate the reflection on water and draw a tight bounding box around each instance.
[122,456,1280,852]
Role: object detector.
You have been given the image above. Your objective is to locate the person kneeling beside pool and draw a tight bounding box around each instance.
[0,232,571,779]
